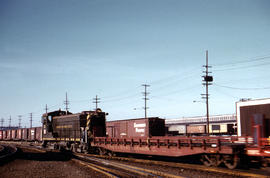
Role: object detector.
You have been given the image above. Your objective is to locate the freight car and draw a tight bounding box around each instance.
[0,127,42,142]
[106,117,165,138]
[166,123,236,136]
[186,125,206,135]
[0,130,2,140]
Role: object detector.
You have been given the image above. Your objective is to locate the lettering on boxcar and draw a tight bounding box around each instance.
[56,125,72,129]
[134,123,146,128]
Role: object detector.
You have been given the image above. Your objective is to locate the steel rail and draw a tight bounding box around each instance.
[86,154,269,178]
[75,154,152,177]
[0,144,17,159]
[72,159,119,178]
[6,142,269,178]
[75,154,184,178]
[0,145,4,152]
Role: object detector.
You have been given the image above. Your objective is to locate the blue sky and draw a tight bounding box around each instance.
[0,0,270,127]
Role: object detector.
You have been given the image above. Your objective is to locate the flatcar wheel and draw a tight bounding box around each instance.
[71,144,77,153]
[201,154,222,167]
[107,151,115,157]
[41,141,47,148]
[98,148,106,155]
[224,154,239,169]
[201,154,212,167]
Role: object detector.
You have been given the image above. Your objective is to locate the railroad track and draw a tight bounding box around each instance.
[73,153,183,178]
[13,145,182,177]
[5,143,270,177]
[80,154,269,178]
[0,144,17,159]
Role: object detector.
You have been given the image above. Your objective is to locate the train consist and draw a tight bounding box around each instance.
[1,98,270,169]
[0,127,42,142]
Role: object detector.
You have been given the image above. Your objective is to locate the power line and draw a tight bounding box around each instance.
[214,83,270,90]
[151,84,201,98]
[101,86,141,100]
[150,73,200,93]
[149,67,199,85]
[103,93,139,103]
[213,61,270,72]
[213,55,270,67]
[212,86,239,99]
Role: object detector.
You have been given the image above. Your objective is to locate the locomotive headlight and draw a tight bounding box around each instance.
[211,144,217,148]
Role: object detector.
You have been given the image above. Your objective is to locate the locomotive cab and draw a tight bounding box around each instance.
[42,109,69,140]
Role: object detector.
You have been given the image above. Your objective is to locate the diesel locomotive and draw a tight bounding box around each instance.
[41,109,107,152]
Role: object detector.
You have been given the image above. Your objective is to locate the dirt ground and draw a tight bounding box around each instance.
[0,147,107,178]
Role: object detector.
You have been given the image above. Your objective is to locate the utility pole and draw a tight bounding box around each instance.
[93,95,100,110]
[18,115,22,128]
[142,84,150,119]
[0,118,4,128]
[64,92,69,114]
[9,116,11,128]
[29,113,33,128]
[201,50,213,136]
[45,104,49,115]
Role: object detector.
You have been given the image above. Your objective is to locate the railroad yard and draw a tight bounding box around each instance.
[1,98,270,177]
[1,142,270,178]
[1,1,270,177]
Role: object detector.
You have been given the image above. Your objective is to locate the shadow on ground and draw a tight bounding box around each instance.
[15,148,72,162]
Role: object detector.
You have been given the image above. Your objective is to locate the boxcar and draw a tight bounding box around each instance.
[36,127,42,141]
[16,129,22,140]
[6,130,11,140]
[30,127,42,141]
[3,130,7,140]
[22,128,28,140]
[187,125,206,134]
[106,117,165,138]
[0,130,3,140]
[167,125,186,135]
[11,129,17,140]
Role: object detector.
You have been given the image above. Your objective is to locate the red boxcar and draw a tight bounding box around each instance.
[35,127,42,141]
[22,128,28,140]
[106,117,165,138]
[11,130,17,140]
[0,130,3,140]
[29,128,35,141]
[6,130,11,140]
[16,129,22,140]
[3,130,7,140]
[28,127,42,141]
